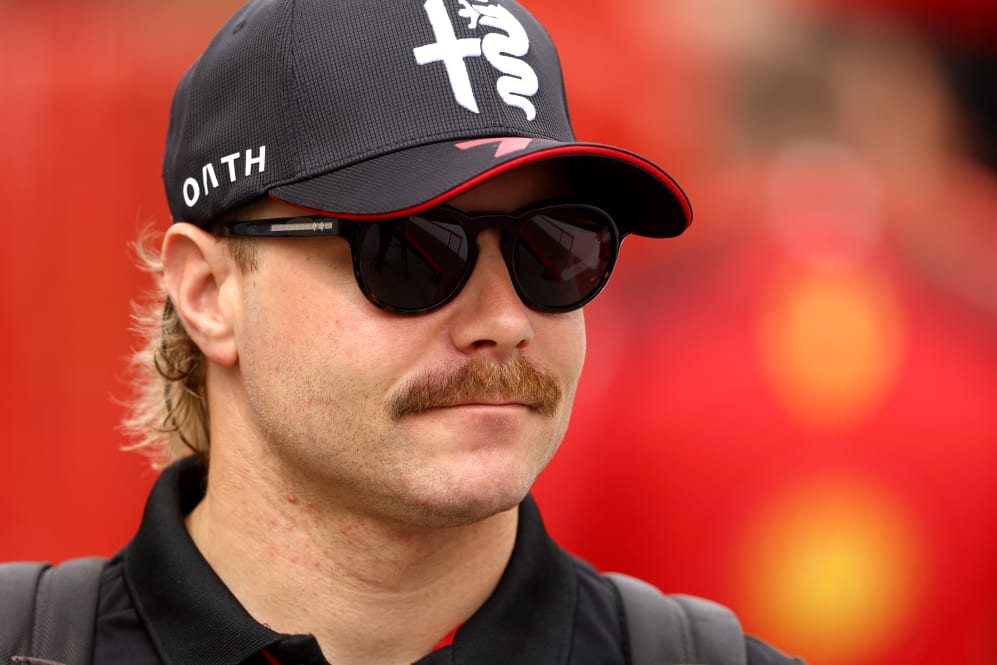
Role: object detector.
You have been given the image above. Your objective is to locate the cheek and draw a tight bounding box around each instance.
[236,251,360,399]
[237,249,437,405]
[552,312,587,434]
[241,241,372,341]
[547,310,587,383]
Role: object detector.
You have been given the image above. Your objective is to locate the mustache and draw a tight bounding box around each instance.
[388,356,562,419]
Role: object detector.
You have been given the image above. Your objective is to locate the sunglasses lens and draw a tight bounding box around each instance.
[356,215,470,312]
[354,205,615,314]
[513,206,616,311]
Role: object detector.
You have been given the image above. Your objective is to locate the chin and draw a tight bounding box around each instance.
[420,492,525,529]
[401,455,543,528]
[383,409,567,527]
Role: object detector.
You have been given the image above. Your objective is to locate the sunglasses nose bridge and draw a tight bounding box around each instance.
[459,212,522,238]
[456,230,530,312]
[458,212,523,272]
[470,227,514,278]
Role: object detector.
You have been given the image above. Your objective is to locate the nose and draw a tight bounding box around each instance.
[448,231,534,358]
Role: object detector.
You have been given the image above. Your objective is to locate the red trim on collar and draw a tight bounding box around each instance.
[260,648,282,665]
[433,624,461,650]
[258,625,460,664]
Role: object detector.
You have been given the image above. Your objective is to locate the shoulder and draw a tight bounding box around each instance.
[746,636,806,664]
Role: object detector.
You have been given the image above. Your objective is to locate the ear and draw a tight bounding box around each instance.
[162,223,241,367]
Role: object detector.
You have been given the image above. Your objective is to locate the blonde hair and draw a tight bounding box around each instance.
[122,220,259,468]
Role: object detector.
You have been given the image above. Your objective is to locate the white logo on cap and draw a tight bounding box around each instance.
[414,0,539,121]
[181,146,267,208]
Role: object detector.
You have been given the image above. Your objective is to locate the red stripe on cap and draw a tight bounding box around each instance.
[269,144,692,224]
[455,137,536,157]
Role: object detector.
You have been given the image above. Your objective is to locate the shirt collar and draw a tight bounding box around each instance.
[440,490,577,665]
[124,456,579,665]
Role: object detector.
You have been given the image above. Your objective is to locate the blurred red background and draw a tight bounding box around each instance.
[1,1,995,664]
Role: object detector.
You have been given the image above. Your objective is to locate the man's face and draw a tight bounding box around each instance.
[229,162,587,527]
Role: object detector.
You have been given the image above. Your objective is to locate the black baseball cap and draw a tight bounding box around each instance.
[162,0,692,238]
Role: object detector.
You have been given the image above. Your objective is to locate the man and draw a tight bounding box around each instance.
[6,1,803,664]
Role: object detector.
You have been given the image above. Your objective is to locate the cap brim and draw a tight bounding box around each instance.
[269,138,691,238]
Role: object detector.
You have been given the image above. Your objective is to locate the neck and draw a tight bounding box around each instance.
[185,449,519,665]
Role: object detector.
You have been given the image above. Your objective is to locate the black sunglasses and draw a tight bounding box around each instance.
[219,203,623,315]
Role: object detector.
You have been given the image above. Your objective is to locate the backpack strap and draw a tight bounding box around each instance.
[0,557,106,665]
[606,572,748,665]
[0,563,46,663]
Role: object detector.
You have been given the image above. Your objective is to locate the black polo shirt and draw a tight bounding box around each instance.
[93,457,801,665]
